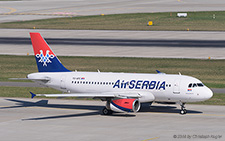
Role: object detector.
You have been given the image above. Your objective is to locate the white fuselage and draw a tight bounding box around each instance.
[28,71,213,103]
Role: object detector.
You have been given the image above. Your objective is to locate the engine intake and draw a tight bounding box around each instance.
[107,98,140,113]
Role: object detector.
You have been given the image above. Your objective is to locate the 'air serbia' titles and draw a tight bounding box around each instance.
[113,80,166,90]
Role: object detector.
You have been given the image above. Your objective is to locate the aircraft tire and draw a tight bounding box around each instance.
[180,109,187,115]
[102,107,113,115]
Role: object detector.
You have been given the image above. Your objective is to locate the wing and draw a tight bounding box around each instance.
[30,91,142,99]
[9,77,50,81]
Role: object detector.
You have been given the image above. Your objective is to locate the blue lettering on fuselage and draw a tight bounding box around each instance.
[129,80,135,89]
[113,80,166,90]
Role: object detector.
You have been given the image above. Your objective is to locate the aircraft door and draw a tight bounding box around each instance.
[60,75,67,89]
[173,79,181,94]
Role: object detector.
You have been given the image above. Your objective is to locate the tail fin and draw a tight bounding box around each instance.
[30,32,70,72]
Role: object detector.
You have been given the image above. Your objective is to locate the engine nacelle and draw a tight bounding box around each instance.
[106,98,140,113]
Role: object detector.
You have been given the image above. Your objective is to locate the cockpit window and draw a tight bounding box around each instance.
[188,83,192,88]
[188,83,204,88]
[193,83,197,87]
[197,83,204,87]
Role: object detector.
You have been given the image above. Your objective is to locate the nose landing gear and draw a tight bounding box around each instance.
[180,102,187,115]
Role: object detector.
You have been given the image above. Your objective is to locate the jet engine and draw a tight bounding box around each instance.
[106,98,140,113]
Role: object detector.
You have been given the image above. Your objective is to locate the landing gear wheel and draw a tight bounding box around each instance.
[180,109,187,115]
[102,107,113,115]
[179,102,187,115]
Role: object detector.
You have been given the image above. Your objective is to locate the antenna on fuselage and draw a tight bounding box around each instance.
[97,69,100,73]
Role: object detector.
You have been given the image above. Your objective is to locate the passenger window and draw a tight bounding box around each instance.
[188,83,192,88]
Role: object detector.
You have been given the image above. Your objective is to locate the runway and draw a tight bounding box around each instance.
[1,29,225,59]
[1,0,225,23]
[0,97,224,141]
[1,37,225,48]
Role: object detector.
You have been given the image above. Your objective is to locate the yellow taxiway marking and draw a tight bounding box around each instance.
[0,12,77,16]
[148,112,225,117]
[0,106,8,108]
[188,113,225,117]
[0,7,17,14]
[143,137,159,141]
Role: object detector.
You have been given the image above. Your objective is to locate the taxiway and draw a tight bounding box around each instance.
[1,0,225,23]
[1,29,225,59]
[0,97,224,141]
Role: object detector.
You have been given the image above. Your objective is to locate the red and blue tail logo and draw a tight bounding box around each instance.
[30,32,70,72]
[36,50,55,66]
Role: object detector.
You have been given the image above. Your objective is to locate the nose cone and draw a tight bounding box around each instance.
[204,87,213,100]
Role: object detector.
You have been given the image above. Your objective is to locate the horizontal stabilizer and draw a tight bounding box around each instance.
[9,78,29,80]
[30,92,36,99]
[10,77,50,81]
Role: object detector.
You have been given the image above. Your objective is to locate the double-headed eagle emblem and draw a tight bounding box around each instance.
[36,50,55,66]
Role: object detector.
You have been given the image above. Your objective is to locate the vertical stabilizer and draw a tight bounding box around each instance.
[30,32,70,72]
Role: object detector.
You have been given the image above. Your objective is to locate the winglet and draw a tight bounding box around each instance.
[30,92,36,99]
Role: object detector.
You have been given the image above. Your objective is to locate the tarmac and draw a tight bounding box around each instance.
[0,97,224,141]
[1,1,225,140]
[0,29,225,59]
[1,0,225,23]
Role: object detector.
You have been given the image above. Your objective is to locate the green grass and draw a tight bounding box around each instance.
[1,11,225,31]
[0,86,94,100]
[0,86,60,98]
[0,55,225,88]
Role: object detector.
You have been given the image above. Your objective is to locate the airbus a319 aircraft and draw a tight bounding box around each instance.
[21,33,213,115]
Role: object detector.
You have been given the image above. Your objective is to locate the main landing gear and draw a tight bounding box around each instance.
[180,102,187,115]
[102,107,113,115]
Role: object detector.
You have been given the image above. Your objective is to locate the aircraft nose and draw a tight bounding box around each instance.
[205,88,213,100]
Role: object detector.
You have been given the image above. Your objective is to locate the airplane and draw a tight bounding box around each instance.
[17,32,213,115]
